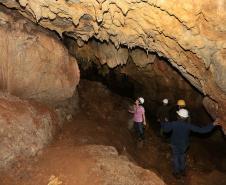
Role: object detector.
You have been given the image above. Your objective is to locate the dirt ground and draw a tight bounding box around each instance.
[1,79,226,185]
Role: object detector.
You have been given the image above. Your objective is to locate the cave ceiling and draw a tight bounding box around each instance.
[0,0,226,133]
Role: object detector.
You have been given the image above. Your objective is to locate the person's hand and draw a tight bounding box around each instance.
[213,118,220,126]
[143,121,146,126]
[157,119,160,122]
[165,118,168,122]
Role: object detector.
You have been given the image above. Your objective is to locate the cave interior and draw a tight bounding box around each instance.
[0,1,226,185]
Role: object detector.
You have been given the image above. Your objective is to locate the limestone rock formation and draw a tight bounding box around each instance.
[0,92,60,171]
[0,0,225,132]
[0,6,80,101]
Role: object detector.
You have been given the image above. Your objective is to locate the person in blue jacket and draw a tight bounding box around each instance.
[163,109,220,180]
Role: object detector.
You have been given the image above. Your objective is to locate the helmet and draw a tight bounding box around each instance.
[177,100,186,106]
[177,109,188,118]
[138,97,144,104]
[163,99,168,104]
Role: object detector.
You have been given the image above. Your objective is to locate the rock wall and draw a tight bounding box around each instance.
[0,6,80,101]
[0,92,60,171]
[0,0,225,132]
[0,5,81,173]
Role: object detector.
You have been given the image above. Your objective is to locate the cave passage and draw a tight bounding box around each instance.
[60,34,226,184]
[76,49,226,176]
[1,2,226,184]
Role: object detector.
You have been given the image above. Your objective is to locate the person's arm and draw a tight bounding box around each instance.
[128,109,134,113]
[188,118,220,133]
[128,106,135,113]
[213,118,220,126]
[142,112,146,125]
[162,120,172,132]
[157,108,160,122]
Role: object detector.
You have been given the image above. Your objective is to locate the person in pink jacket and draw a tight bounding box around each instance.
[128,97,147,146]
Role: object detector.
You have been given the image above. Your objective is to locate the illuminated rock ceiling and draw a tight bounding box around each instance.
[0,0,225,132]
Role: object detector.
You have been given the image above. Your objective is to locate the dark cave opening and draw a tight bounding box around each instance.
[77,53,212,124]
[78,62,135,99]
[76,49,226,143]
[62,35,226,176]
[62,33,213,126]
[61,34,224,135]
[77,60,226,173]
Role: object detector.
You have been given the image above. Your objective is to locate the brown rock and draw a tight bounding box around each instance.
[0,92,60,170]
[0,6,80,101]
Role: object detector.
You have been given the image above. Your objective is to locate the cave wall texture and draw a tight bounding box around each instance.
[0,0,225,133]
[0,5,80,101]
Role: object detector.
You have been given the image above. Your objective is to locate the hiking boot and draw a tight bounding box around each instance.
[143,141,146,146]
[180,170,185,177]
[172,172,180,180]
[136,138,141,143]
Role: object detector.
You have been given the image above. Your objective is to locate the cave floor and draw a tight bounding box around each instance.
[1,80,226,185]
[1,111,225,185]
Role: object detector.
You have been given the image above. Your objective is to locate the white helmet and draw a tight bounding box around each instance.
[177,109,188,118]
[163,99,168,104]
[138,97,144,104]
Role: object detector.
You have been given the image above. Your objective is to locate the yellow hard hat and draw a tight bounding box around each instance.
[177,100,186,106]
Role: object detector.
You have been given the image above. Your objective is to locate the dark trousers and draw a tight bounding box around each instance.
[171,145,187,173]
[134,121,145,141]
[160,122,167,142]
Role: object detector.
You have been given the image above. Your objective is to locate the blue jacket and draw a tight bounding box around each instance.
[163,121,215,148]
